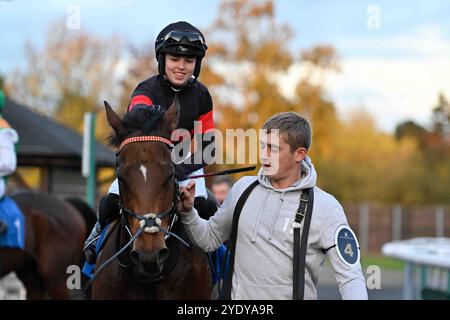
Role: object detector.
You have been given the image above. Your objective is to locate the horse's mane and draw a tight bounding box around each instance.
[109,105,166,147]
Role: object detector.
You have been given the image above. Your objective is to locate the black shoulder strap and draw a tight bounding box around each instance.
[222,180,259,300]
[293,187,314,300]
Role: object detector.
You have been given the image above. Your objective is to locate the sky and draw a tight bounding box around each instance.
[1,0,450,133]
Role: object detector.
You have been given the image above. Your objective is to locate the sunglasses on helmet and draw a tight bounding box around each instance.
[162,31,207,48]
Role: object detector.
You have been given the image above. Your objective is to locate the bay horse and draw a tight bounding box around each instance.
[89,97,212,299]
[0,192,93,299]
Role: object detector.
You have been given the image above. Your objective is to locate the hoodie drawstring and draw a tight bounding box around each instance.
[251,188,270,242]
[268,192,285,240]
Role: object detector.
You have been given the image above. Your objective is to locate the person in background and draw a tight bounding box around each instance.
[0,89,19,235]
[211,176,233,205]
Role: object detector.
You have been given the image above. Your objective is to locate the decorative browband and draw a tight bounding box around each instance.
[118,136,174,152]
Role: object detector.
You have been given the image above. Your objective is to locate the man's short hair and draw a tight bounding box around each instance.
[211,175,233,187]
[262,112,312,151]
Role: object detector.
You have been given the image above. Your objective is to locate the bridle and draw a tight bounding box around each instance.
[118,181,188,246]
[84,135,189,292]
[116,135,189,246]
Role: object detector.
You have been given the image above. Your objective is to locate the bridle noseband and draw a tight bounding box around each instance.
[118,181,188,246]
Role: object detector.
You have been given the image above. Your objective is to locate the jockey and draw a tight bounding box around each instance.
[0,89,19,235]
[84,21,217,263]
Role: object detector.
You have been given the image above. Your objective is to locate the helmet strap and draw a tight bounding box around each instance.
[193,57,202,79]
[157,53,165,77]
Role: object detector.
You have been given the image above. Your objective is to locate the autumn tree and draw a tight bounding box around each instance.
[203,0,323,176]
[205,0,294,130]
[324,111,421,203]
[117,44,158,112]
[6,20,122,139]
[5,1,447,204]
[202,0,436,204]
[394,93,450,204]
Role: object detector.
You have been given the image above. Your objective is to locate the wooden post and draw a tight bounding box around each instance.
[82,112,96,207]
[392,204,402,241]
[359,202,370,254]
[435,206,444,238]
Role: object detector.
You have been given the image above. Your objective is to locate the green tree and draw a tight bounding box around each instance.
[395,120,427,141]
[394,94,450,204]
[432,93,450,136]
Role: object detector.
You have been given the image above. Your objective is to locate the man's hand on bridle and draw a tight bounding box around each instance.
[178,180,196,213]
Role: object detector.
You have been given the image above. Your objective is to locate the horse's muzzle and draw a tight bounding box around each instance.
[130,247,169,275]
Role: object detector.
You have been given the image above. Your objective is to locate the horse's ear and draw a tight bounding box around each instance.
[104,101,124,134]
[159,95,180,136]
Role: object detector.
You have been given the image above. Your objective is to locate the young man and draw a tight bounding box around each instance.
[178,112,368,300]
[84,21,217,263]
[0,90,19,235]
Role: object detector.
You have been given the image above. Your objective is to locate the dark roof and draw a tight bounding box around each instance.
[3,98,115,167]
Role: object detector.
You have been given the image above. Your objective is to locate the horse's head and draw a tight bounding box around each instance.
[104,97,179,277]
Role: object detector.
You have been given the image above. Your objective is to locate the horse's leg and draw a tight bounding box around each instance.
[21,279,47,300]
[91,260,125,299]
[158,246,212,299]
[32,214,85,301]
[0,248,28,278]
[36,242,77,300]
[16,259,48,300]
[44,279,70,299]
[180,248,213,299]
[91,224,126,299]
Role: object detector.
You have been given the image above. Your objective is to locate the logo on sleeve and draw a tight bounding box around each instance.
[335,225,360,266]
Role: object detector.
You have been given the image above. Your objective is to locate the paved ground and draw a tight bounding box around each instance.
[317,263,404,300]
[2,266,405,300]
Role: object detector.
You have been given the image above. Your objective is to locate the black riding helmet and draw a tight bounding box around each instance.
[155,21,208,79]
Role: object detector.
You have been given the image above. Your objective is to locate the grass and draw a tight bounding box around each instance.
[360,255,405,270]
[322,254,405,270]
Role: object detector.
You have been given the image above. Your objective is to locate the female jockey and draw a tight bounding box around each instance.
[84,21,217,263]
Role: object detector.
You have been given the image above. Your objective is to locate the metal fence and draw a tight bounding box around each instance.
[343,203,450,255]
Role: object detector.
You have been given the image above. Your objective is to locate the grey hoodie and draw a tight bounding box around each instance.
[180,156,368,300]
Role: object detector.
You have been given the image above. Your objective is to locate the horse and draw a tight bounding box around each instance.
[0,192,94,299]
[89,97,212,299]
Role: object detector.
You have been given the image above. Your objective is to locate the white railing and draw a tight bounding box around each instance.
[382,237,450,299]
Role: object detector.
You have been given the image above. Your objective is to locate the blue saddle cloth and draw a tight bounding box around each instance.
[82,223,110,279]
[0,196,25,249]
[208,244,230,285]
